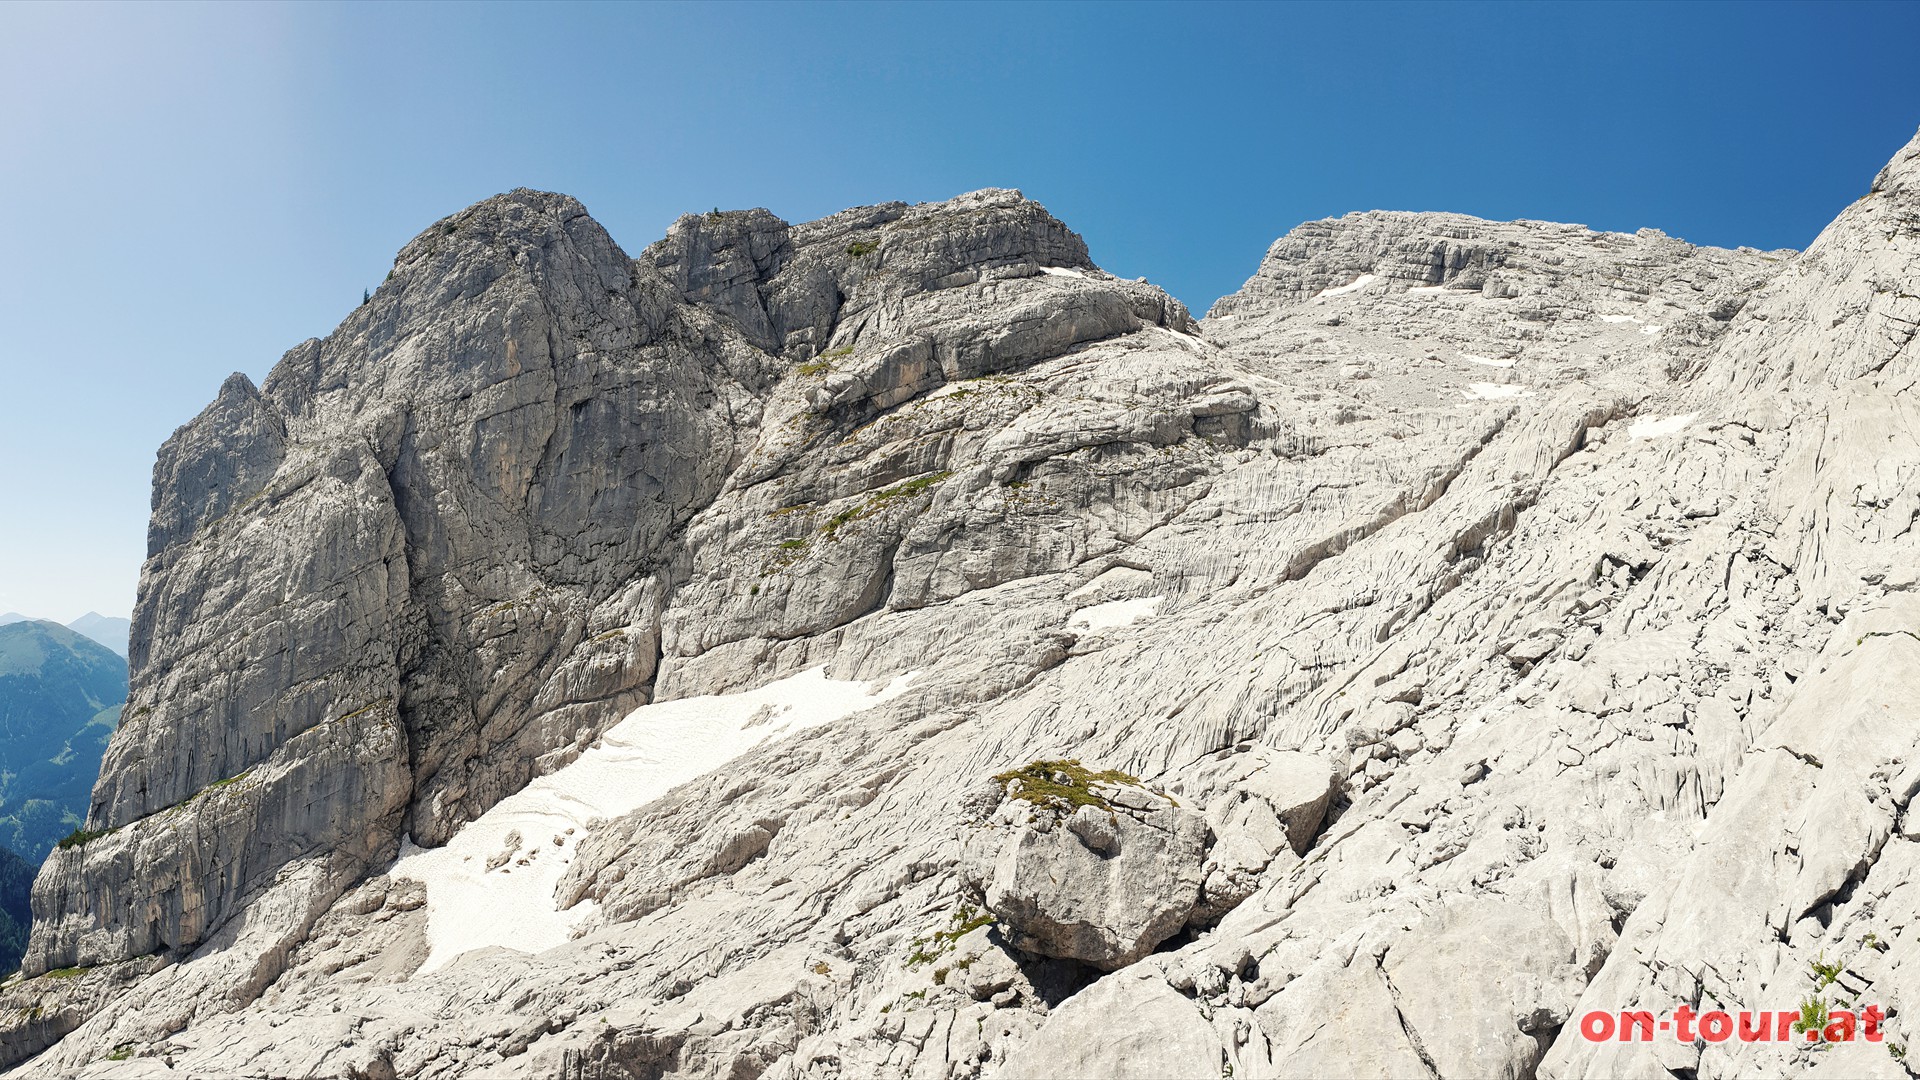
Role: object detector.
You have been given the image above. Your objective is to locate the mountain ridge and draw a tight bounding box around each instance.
[4,127,1919,1078]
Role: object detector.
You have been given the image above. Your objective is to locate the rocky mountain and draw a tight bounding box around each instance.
[63,615,130,660]
[2,128,1918,1079]
[0,847,31,977]
[0,622,125,865]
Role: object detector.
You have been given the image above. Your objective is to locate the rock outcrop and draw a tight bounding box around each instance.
[6,128,1920,1080]
[962,763,1209,969]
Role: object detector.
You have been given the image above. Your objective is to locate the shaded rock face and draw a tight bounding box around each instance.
[14,129,1920,1080]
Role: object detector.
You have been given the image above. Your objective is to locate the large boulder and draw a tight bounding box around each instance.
[964,761,1208,970]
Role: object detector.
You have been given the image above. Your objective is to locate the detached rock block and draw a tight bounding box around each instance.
[964,761,1207,970]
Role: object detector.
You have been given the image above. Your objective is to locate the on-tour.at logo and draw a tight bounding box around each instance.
[1579,1004,1887,1045]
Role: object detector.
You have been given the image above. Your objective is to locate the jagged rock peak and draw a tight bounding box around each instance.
[638,187,1119,358]
[1692,124,1920,402]
[392,187,598,264]
[6,177,1207,1026]
[1871,124,1920,197]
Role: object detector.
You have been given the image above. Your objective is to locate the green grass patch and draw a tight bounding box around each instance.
[56,827,116,851]
[779,538,809,551]
[1811,952,1843,989]
[1795,995,1829,1036]
[40,965,88,980]
[203,770,250,793]
[906,904,994,969]
[332,698,391,724]
[993,759,1142,814]
[822,471,953,537]
[846,239,878,257]
[795,347,853,377]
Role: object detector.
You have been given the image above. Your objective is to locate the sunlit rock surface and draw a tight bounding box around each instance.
[7,129,1920,1080]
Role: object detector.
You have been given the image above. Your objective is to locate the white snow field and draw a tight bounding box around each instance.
[1068,595,1165,632]
[1628,412,1697,438]
[392,666,918,973]
[1461,354,1516,368]
[1597,313,1640,323]
[1038,266,1087,278]
[1314,273,1377,299]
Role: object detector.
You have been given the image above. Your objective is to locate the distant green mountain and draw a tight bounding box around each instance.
[0,621,127,863]
[0,845,31,975]
[66,613,131,659]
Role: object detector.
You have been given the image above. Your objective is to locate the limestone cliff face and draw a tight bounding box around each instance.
[29,190,753,980]
[7,130,1920,1080]
[7,184,1208,1064]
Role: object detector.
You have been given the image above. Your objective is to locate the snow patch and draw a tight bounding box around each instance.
[1039,266,1087,279]
[1461,383,1534,401]
[1314,274,1377,299]
[1640,325,1662,336]
[1461,354,1516,368]
[1069,596,1164,631]
[393,666,917,974]
[1597,313,1640,324]
[1629,413,1696,439]
[1405,284,1453,295]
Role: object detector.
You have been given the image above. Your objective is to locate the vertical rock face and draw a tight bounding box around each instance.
[16,186,1196,998]
[28,190,765,976]
[11,130,1920,1080]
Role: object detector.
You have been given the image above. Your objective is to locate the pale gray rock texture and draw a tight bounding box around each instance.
[7,127,1920,1080]
[962,774,1208,969]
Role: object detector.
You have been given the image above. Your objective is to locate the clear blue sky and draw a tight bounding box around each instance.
[2,0,1916,622]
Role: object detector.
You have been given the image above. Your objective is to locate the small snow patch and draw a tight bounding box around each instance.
[1461,383,1534,401]
[1629,413,1696,438]
[1597,313,1640,324]
[1315,274,1377,299]
[1406,284,1452,295]
[1640,325,1661,336]
[1069,596,1164,632]
[1461,354,1516,368]
[393,665,917,974]
[1039,266,1086,279]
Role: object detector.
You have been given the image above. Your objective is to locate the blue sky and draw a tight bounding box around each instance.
[1,0,1916,621]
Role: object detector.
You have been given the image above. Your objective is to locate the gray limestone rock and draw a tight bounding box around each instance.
[12,128,1920,1080]
[963,775,1207,970]
[991,968,1219,1079]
